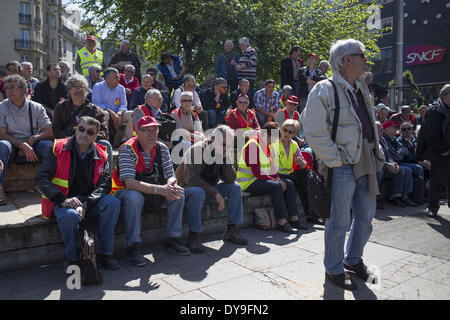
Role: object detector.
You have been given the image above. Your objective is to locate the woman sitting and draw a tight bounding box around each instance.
[236,122,305,234]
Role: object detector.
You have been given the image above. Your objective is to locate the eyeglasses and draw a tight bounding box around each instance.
[3,85,24,90]
[71,86,85,91]
[349,52,365,59]
[401,127,413,131]
[219,86,228,89]
[181,99,193,102]
[77,125,96,136]
[237,100,249,104]
[94,70,101,73]
[283,128,296,135]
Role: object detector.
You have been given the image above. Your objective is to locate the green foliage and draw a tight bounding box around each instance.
[71,0,383,83]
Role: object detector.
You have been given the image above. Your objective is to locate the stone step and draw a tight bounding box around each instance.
[0,191,300,273]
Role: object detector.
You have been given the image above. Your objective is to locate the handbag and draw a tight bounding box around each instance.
[135,143,167,210]
[253,207,277,230]
[306,80,340,219]
[79,230,103,285]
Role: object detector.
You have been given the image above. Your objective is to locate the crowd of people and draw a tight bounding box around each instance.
[0,34,449,292]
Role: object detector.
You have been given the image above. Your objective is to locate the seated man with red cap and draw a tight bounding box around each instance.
[111,115,191,267]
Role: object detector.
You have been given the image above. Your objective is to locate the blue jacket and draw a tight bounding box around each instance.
[158,55,183,86]
[215,51,240,80]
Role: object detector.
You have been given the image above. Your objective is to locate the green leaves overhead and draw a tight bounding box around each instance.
[72,0,383,82]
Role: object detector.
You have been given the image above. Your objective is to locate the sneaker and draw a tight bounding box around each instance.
[344,259,374,283]
[165,237,191,256]
[97,254,121,271]
[0,185,7,205]
[186,233,205,254]
[223,227,248,245]
[126,243,148,267]
[325,271,356,291]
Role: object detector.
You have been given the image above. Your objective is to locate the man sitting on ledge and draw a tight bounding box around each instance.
[35,116,120,271]
[0,75,53,205]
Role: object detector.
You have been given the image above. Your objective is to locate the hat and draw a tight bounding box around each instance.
[286,95,299,105]
[138,116,161,128]
[400,105,411,113]
[382,120,396,130]
[308,53,318,60]
[86,35,96,41]
[376,103,390,112]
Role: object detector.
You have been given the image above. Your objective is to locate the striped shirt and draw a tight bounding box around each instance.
[237,46,257,81]
[118,142,174,181]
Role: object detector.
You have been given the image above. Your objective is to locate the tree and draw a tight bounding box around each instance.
[71,0,384,83]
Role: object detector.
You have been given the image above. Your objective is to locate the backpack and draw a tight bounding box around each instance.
[157,113,177,142]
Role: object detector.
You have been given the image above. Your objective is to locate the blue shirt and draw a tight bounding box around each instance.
[253,88,281,112]
[92,80,127,113]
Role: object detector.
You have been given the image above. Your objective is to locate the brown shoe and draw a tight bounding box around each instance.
[325,271,356,291]
[0,185,7,205]
[223,227,248,245]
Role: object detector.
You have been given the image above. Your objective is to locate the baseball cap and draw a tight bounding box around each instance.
[308,53,318,59]
[86,35,96,41]
[382,120,396,130]
[138,116,161,128]
[286,95,299,105]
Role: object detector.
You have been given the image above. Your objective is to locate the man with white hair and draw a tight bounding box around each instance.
[110,40,142,81]
[21,62,39,96]
[85,64,104,91]
[119,64,140,104]
[231,37,257,94]
[58,61,72,83]
[215,40,240,92]
[302,39,385,290]
[318,60,330,75]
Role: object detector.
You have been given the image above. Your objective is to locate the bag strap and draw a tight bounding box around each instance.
[28,101,34,136]
[327,80,340,189]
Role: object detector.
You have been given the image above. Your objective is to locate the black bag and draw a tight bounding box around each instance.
[306,80,340,220]
[135,143,167,210]
[79,230,102,285]
[157,113,176,142]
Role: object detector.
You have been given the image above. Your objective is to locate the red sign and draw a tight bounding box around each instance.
[404,45,446,66]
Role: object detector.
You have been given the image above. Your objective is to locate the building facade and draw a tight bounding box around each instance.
[372,0,450,107]
[0,0,83,79]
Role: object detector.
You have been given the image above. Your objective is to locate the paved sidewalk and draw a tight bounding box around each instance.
[0,202,449,300]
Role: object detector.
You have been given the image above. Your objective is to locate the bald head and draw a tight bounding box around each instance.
[440,84,450,107]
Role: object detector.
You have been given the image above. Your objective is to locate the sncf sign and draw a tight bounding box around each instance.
[405,45,446,66]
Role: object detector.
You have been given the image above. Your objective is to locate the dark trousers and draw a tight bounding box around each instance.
[246,177,299,221]
[285,170,311,214]
[428,156,450,213]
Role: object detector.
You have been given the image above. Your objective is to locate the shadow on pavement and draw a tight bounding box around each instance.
[322,274,378,300]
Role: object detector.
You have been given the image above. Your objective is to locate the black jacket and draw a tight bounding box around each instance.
[229,88,255,109]
[298,66,326,98]
[35,136,111,214]
[416,99,450,161]
[280,56,302,88]
[200,87,230,112]
[32,78,68,111]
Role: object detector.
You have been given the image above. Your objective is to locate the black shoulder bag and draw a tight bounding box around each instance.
[306,80,340,219]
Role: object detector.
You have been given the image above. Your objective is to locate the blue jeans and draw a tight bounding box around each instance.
[114,189,185,246]
[0,139,52,184]
[206,110,226,128]
[53,195,120,261]
[184,182,244,232]
[324,165,376,275]
[381,165,413,198]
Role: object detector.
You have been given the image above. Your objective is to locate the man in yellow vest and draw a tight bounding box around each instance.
[35,116,120,272]
[75,35,106,76]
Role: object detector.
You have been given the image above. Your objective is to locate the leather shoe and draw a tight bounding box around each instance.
[97,254,120,271]
[426,209,438,218]
[344,259,375,283]
[277,223,298,234]
[325,271,356,291]
[401,197,418,207]
[290,220,309,230]
[390,198,406,208]
[306,215,325,225]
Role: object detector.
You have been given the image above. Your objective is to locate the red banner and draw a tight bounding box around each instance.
[404,45,446,66]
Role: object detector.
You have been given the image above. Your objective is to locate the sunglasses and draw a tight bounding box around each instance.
[401,127,413,131]
[3,85,24,90]
[349,53,365,59]
[237,100,249,104]
[181,99,193,102]
[77,125,96,136]
[283,128,295,135]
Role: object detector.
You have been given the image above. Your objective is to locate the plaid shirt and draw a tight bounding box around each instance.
[253,88,281,112]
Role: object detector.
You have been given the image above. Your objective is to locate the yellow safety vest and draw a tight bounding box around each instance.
[77,47,103,76]
[270,140,297,175]
[236,138,272,191]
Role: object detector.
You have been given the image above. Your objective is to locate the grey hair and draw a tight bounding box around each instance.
[121,40,130,46]
[88,64,101,73]
[439,84,450,98]
[58,61,70,68]
[145,88,162,101]
[319,60,330,68]
[78,116,100,132]
[21,61,32,68]
[3,74,27,88]
[65,74,89,94]
[180,91,194,100]
[224,40,233,48]
[329,39,365,72]
[239,37,250,46]
[103,67,119,78]
[124,64,135,72]
[183,74,196,84]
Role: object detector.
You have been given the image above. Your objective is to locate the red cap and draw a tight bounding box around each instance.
[286,95,299,105]
[86,35,96,41]
[138,116,161,128]
[308,53,318,59]
[382,120,396,130]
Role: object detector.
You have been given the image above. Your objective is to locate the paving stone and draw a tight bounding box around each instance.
[167,289,213,300]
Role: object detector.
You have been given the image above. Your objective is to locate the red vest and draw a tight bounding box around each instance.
[132,104,152,136]
[282,108,300,121]
[226,108,257,130]
[41,138,108,219]
[111,137,157,194]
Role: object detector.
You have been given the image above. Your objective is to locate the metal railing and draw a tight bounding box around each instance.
[14,39,44,52]
[19,13,32,24]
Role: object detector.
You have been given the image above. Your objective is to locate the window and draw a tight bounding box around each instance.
[20,29,30,48]
[51,15,56,28]
[372,47,393,75]
[20,55,31,62]
[381,17,393,35]
[20,2,30,15]
[51,38,56,52]
[63,39,67,54]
